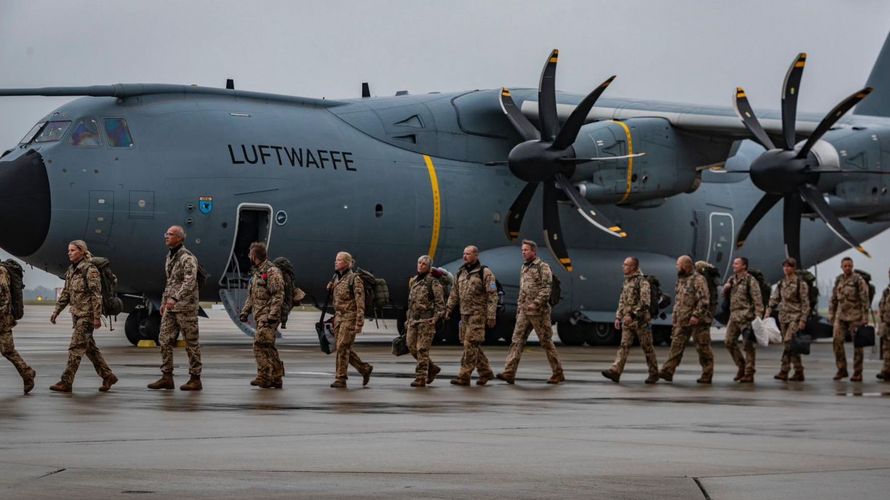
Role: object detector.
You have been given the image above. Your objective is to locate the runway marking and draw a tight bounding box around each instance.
[423,154,441,260]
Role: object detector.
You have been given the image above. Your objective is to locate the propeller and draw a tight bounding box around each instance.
[499,50,629,272]
[733,52,875,261]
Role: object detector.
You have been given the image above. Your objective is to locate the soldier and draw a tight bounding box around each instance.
[767,258,810,382]
[722,257,763,383]
[445,245,498,386]
[327,251,373,388]
[405,255,445,387]
[602,257,658,384]
[497,240,564,384]
[829,257,870,382]
[877,268,890,381]
[239,242,285,388]
[0,263,35,394]
[148,225,202,391]
[658,256,714,384]
[49,240,118,393]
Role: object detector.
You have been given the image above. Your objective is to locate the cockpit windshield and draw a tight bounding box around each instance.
[19,122,45,144]
[20,120,71,144]
[69,118,102,147]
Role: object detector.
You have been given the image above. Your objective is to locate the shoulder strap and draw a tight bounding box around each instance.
[319,273,336,323]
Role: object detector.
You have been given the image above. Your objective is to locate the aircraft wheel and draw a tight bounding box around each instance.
[139,311,162,343]
[556,322,586,346]
[124,309,145,346]
[586,322,619,346]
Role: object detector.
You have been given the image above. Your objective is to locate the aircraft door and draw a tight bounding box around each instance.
[219,204,273,337]
[695,210,735,279]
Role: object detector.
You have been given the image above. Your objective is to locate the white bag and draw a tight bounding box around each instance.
[751,317,780,347]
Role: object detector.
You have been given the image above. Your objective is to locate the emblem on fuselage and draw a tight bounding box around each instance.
[198,196,213,214]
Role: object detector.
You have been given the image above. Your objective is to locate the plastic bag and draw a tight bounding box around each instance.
[750,317,773,347]
[764,317,783,344]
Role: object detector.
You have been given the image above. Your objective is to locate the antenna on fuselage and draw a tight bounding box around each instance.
[361,82,371,98]
[226,79,235,90]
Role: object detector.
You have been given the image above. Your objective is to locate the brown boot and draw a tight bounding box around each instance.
[450,378,470,386]
[733,366,745,381]
[426,364,441,384]
[850,373,863,382]
[180,375,202,391]
[99,373,118,392]
[789,372,805,382]
[496,372,515,384]
[269,378,283,389]
[22,367,36,395]
[361,365,373,387]
[547,372,565,385]
[658,369,673,382]
[330,379,347,388]
[147,373,174,390]
[833,369,849,381]
[250,376,262,386]
[878,372,890,381]
[476,373,493,385]
[601,369,620,383]
[644,374,659,385]
[739,374,754,383]
[774,372,789,381]
[410,378,426,387]
[696,377,712,384]
[49,381,72,393]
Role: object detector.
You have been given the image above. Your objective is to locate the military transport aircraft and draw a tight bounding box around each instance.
[1,33,889,347]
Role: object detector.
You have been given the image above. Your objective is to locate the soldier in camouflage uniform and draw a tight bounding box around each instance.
[658,256,714,384]
[148,226,203,391]
[497,240,564,384]
[722,257,763,383]
[405,255,445,387]
[445,245,498,386]
[877,269,890,381]
[49,240,117,393]
[239,242,286,388]
[829,257,870,382]
[602,257,658,384]
[327,251,373,388]
[767,258,810,382]
[0,263,36,394]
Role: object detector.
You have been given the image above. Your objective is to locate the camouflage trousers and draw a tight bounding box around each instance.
[0,328,31,377]
[254,320,284,382]
[159,311,202,376]
[456,314,492,381]
[779,322,804,375]
[660,324,713,380]
[611,324,658,376]
[502,310,563,377]
[833,319,863,375]
[406,319,438,381]
[61,316,113,385]
[725,319,756,376]
[333,315,370,382]
[880,323,890,375]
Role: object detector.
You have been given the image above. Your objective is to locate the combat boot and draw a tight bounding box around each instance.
[99,373,118,392]
[733,366,745,381]
[696,377,712,384]
[361,365,373,387]
[49,381,72,393]
[774,372,789,381]
[410,378,426,387]
[658,369,673,382]
[476,372,493,385]
[789,372,805,382]
[833,369,849,381]
[496,372,515,384]
[147,373,175,390]
[426,365,441,384]
[330,379,347,388]
[250,375,262,386]
[877,371,889,381]
[601,369,620,383]
[739,374,754,383]
[450,378,470,386]
[644,374,659,385]
[21,367,36,395]
[547,372,565,385]
[180,375,202,391]
[850,373,863,382]
[268,378,283,389]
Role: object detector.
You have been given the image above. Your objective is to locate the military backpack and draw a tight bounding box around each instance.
[695,260,721,315]
[85,256,123,316]
[638,274,669,319]
[747,268,771,311]
[1,259,25,320]
[549,273,562,307]
[350,267,390,317]
[428,267,453,302]
[853,269,876,304]
[273,256,298,327]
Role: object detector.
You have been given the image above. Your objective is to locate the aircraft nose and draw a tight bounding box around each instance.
[0,149,51,256]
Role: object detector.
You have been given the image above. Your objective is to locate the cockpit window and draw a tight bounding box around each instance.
[19,122,45,144]
[69,118,102,147]
[104,118,134,148]
[32,120,71,143]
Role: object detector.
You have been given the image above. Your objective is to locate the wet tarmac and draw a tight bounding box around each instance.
[1,307,889,499]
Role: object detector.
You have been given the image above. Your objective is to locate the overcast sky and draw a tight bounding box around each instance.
[1,0,889,294]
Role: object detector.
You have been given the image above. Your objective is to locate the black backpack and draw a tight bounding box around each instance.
[747,269,771,311]
[1,259,24,320]
[273,257,297,327]
[85,257,123,316]
[549,273,562,307]
[640,274,669,318]
[695,261,721,315]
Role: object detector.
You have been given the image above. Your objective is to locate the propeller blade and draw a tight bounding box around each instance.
[781,53,807,150]
[733,87,776,150]
[736,193,782,249]
[783,192,803,262]
[542,181,573,271]
[538,49,560,142]
[557,152,645,163]
[799,183,870,257]
[797,87,874,159]
[498,88,540,141]
[504,182,539,240]
[551,75,616,151]
[554,173,626,238]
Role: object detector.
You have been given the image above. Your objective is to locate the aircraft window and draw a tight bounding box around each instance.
[19,122,45,144]
[69,118,102,147]
[105,118,134,148]
[33,120,71,143]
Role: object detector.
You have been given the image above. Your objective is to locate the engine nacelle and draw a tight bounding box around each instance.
[569,117,700,205]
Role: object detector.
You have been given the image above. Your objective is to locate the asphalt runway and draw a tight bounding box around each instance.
[1,307,889,499]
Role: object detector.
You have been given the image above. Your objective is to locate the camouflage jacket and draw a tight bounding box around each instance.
[407,272,445,323]
[726,271,763,323]
[330,269,365,319]
[241,260,284,323]
[672,271,711,326]
[518,258,552,316]
[0,266,13,328]
[769,274,810,326]
[163,245,199,314]
[446,262,498,320]
[879,286,890,324]
[54,258,102,321]
[830,272,869,322]
[616,271,650,325]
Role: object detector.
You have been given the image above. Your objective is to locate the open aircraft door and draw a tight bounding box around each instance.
[219,203,273,337]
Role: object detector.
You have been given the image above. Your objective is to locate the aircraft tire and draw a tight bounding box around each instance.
[139,311,162,343]
[124,310,143,346]
[556,322,586,346]
[585,322,619,346]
